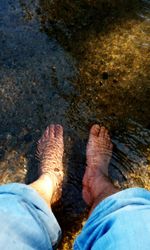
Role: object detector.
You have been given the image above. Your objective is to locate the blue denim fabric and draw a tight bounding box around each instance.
[74,188,150,250]
[1,185,150,250]
[0,183,61,250]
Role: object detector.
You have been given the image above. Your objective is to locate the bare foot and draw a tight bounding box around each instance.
[36,124,64,204]
[82,124,113,206]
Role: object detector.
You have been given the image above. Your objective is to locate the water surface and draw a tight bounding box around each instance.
[0,0,150,249]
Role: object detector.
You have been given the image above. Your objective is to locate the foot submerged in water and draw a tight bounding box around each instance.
[36,124,64,204]
[82,124,113,206]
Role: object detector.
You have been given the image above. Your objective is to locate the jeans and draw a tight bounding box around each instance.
[0,184,150,249]
[0,183,61,250]
[74,188,150,250]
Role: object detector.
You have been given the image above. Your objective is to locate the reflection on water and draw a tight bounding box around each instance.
[0,0,150,249]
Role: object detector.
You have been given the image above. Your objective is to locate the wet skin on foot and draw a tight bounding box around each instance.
[36,124,64,204]
[82,124,113,206]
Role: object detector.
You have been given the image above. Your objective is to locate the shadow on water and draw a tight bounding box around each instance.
[0,0,150,248]
[39,0,143,51]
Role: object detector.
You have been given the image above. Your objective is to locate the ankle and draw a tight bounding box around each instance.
[89,176,120,214]
[29,174,55,207]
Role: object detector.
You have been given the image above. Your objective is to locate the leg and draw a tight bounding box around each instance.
[82,124,119,213]
[74,125,150,249]
[30,124,64,208]
[0,124,64,249]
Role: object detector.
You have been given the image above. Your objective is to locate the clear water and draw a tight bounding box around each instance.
[0,0,149,248]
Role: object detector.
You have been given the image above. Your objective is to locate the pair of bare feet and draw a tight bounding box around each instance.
[30,124,118,211]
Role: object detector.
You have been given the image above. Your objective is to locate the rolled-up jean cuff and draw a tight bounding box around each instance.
[0,183,61,249]
[74,187,150,250]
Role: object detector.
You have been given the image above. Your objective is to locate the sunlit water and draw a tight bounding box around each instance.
[0,0,150,249]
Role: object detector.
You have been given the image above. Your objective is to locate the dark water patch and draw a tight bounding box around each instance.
[38,0,144,56]
[0,0,76,134]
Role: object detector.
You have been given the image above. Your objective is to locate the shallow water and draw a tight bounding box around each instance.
[0,0,150,249]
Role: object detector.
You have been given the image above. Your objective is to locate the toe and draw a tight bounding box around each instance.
[99,126,110,139]
[90,124,100,137]
[104,128,109,137]
[99,126,106,138]
[44,126,50,139]
[109,142,113,150]
[49,124,55,138]
[54,124,63,138]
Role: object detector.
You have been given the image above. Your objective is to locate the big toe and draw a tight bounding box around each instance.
[90,124,100,137]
